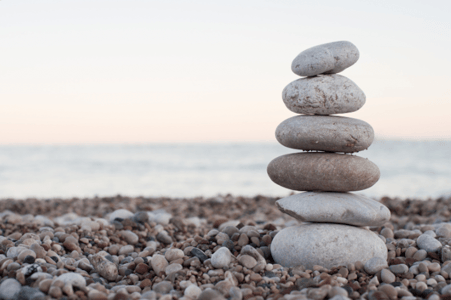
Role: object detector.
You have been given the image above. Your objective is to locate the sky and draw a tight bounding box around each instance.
[1,0,451,144]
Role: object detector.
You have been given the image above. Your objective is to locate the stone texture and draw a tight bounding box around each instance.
[282,74,365,115]
[57,273,86,288]
[276,192,390,227]
[89,254,118,281]
[0,278,21,300]
[267,153,380,192]
[291,41,359,77]
[211,247,232,269]
[364,257,388,274]
[270,224,387,269]
[276,115,374,153]
[417,234,442,252]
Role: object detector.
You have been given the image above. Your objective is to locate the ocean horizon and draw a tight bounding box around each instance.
[0,140,450,200]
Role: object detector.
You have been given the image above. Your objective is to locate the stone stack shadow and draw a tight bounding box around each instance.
[268,41,390,269]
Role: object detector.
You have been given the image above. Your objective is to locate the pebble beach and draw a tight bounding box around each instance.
[1,195,451,300]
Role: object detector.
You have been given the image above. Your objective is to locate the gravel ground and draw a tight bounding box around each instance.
[1,194,451,300]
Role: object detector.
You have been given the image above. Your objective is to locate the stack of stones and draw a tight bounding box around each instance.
[267,41,391,269]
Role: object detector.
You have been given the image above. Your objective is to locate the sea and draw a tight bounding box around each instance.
[0,140,450,200]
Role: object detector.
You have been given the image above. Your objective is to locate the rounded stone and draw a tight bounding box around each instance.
[211,247,232,269]
[121,230,139,245]
[267,153,380,192]
[184,284,202,298]
[291,41,359,77]
[109,209,133,222]
[282,74,365,115]
[381,269,396,284]
[151,254,168,275]
[417,234,442,252]
[238,255,258,269]
[364,257,388,275]
[57,273,86,288]
[165,263,183,275]
[0,278,21,300]
[276,115,374,153]
[270,224,387,269]
[165,248,184,262]
[276,192,390,227]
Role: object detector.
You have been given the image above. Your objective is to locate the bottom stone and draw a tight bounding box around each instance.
[271,223,387,269]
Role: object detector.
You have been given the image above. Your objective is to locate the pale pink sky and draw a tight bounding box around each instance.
[1,0,450,144]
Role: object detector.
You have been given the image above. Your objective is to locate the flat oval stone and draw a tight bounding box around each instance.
[276,115,374,153]
[267,153,380,192]
[276,192,390,227]
[291,41,359,77]
[282,74,365,115]
[271,224,387,269]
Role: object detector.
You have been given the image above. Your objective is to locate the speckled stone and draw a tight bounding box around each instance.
[267,153,380,192]
[291,41,359,77]
[270,224,387,269]
[276,192,390,227]
[276,115,374,153]
[282,74,365,115]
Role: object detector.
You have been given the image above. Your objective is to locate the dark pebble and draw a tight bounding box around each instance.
[124,269,132,276]
[52,237,59,243]
[51,256,59,263]
[260,246,271,259]
[222,240,234,251]
[422,289,433,298]
[105,255,114,263]
[142,257,148,263]
[191,248,208,263]
[264,271,277,278]
[409,289,422,297]
[391,282,402,287]
[249,243,258,248]
[342,286,353,295]
[24,256,35,264]
[121,257,133,264]
[112,221,123,230]
[295,278,316,289]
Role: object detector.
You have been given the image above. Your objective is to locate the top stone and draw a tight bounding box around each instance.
[291,41,359,77]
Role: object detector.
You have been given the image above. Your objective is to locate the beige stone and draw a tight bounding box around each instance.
[291,41,359,77]
[276,115,374,153]
[277,192,390,226]
[282,74,365,115]
[267,153,380,192]
[270,223,387,269]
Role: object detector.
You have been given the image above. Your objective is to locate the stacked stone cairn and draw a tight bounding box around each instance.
[267,41,391,269]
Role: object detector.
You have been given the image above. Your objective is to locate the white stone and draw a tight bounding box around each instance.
[277,192,390,227]
[165,263,183,275]
[109,209,134,222]
[121,230,139,244]
[364,257,388,274]
[0,278,21,300]
[211,247,232,269]
[57,273,86,288]
[151,254,168,275]
[417,234,442,252]
[291,41,359,77]
[276,115,374,153]
[271,224,387,269]
[282,74,365,115]
[184,284,202,298]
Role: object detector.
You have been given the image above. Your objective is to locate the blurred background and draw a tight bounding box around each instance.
[0,0,450,199]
